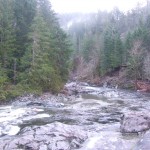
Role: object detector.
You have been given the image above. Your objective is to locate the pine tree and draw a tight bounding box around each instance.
[19,0,72,92]
[82,36,95,62]
[100,26,123,74]
[14,0,37,70]
[0,0,16,80]
[0,0,72,98]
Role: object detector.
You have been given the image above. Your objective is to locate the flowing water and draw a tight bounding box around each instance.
[0,83,150,149]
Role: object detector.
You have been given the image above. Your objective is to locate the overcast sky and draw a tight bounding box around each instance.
[50,0,146,13]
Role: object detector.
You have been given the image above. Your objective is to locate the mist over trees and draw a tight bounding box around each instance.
[1,0,150,100]
[0,0,72,99]
[59,1,150,83]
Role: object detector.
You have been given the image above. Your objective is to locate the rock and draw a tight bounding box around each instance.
[79,131,136,150]
[39,145,47,150]
[0,122,87,150]
[50,140,70,150]
[27,102,44,106]
[120,112,150,133]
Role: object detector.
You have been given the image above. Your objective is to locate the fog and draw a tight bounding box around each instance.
[50,0,146,13]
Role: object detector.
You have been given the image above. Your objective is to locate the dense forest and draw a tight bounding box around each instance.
[1,0,150,100]
[59,1,150,88]
[0,0,72,100]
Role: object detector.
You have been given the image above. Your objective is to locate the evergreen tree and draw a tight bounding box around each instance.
[0,0,72,99]
[0,0,16,80]
[82,36,95,62]
[100,26,123,74]
[19,0,72,92]
[14,0,37,69]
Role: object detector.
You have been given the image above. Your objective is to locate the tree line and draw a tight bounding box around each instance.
[0,0,72,100]
[59,2,150,83]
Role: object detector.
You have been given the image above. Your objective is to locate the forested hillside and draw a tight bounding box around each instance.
[0,0,72,100]
[59,2,150,87]
[1,0,150,100]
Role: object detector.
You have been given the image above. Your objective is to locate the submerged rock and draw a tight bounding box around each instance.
[120,112,150,133]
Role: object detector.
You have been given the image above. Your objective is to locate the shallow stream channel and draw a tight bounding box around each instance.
[0,82,150,150]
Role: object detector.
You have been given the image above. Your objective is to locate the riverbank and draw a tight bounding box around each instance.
[70,65,136,90]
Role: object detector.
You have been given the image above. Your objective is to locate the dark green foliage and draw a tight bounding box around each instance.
[19,0,72,93]
[100,26,123,74]
[125,32,133,51]
[0,0,16,79]
[82,37,95,62]
[14,0,37,59]
[0,0,72,100]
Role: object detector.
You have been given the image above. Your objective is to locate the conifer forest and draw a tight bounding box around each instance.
[0,0,72,99]
[0,0,150,99]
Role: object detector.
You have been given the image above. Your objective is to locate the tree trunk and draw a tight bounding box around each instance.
[13,58,17,84]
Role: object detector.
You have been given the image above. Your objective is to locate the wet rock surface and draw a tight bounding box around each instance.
[0,82,150,149]
[79,131,136,150]
[121,112,150,133]
[0,122,87,150]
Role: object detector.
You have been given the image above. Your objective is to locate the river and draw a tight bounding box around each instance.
[0,82,150,150]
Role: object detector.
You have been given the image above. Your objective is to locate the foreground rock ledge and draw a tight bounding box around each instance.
[120,112,150,133]
[0,122,87,150]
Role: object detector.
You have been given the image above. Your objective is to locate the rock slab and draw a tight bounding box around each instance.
[120,112,150,133]
[0,122,87,150]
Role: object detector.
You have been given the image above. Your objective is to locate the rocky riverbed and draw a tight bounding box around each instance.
[0,82,150,150]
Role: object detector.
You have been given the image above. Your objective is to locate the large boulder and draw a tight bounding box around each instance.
[120,112,150,133]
